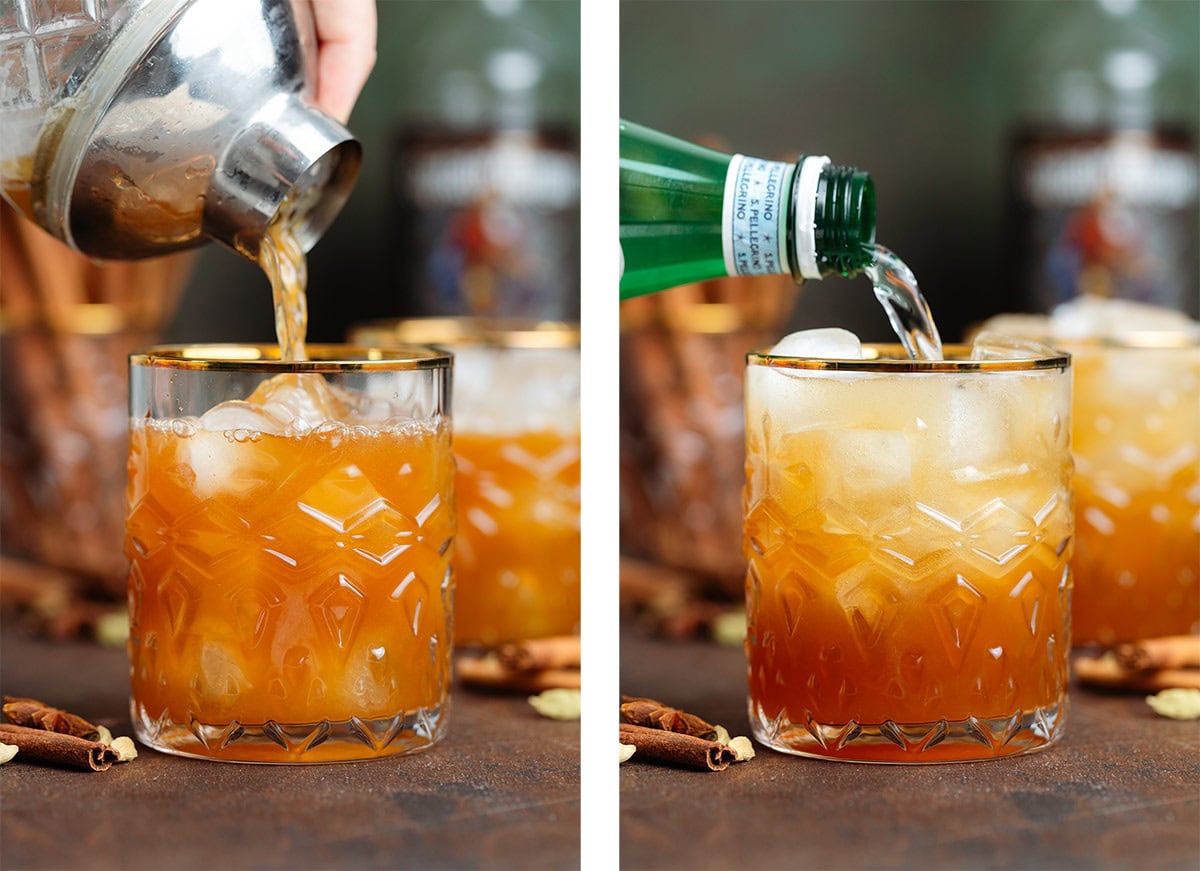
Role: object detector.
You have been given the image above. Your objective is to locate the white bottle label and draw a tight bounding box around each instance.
[722,155,795,278]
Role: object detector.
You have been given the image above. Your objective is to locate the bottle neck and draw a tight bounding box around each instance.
[721,154,875,282]
[811,160,876,276]
[789,155,830,280]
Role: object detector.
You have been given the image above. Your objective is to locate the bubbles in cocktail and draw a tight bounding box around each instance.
[452,347,581,434]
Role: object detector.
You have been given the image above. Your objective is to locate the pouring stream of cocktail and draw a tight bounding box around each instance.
[259,215,310,363]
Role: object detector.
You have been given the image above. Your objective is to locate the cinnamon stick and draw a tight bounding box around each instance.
[456,654,581,692]
[1075,653,1200,693]
[620,696,717,739]
[1113,636,1200,672]
[618,723,735,771]
[0,723,117,771]
[496,635,581,673]
[2,696,99,739]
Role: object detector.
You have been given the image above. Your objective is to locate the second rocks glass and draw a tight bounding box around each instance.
[351,319,581,646]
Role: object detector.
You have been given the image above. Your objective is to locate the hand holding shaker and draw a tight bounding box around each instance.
[0,0,360,261]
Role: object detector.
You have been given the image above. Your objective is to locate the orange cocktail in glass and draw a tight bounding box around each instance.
[352,319,580,646]
[980,302,1199,645]
[1069,339,1199,644]
[126,346,454,763]
[452,428,580,643]
[744,344,1072,762]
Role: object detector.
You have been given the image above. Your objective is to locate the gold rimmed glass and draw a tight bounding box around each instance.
[744,344,1073,763]
[130,343,451,369]
[126,344,454,763]
[349,319,580,646]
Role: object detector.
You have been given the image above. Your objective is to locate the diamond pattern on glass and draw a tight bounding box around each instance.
[778,571,815,638]
[174,499,253,570]
[963,499,1035,567]
[933,575,987,666]
[1009,570,1042,636]
[31,0,96,33]
[296,464,381,533]
[838,573,899,653]
[309,574,365,650]
[125,417,454,762]
[743,381,1072,760]
[350,508,417,567]
[229,583,283,649]
[349,713,404,752]
[126,492,173,558]
[157,569,197,639]
[0,0,104,107]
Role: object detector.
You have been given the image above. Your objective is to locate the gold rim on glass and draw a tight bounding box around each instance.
[748,343,1070,372]
[349,318,580,350]
[130,344,452,372]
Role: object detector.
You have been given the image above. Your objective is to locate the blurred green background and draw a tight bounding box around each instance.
[620,0,1200,342]
[166,0,580,345]
[164,0,1198,345]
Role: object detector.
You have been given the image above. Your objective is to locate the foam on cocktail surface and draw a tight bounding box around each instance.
[980,297,1200,397]
[144,373,437,499]
[979,297,1200,475]
[981,297,1200,343]
[188,373,426,435]
[747,329,1069,521]
[1050,297,1199,341]
[450,347,579,435]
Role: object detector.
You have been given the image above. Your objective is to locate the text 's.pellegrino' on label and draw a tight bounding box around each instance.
[723,155,794,277]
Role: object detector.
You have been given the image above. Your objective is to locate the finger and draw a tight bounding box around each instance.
[311,0,377,123]
[316,42,376,123]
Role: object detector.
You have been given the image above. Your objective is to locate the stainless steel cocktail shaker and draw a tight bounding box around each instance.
[0,0,361,260]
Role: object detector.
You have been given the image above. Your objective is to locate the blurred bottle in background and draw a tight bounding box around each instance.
[1007,0,1199,317]
[392,0,580,321]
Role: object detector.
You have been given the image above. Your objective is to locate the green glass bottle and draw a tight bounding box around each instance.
[620,120,877,299]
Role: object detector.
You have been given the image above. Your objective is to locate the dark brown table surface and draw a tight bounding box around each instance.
[620,628,1200,870]
[0,626,579,870]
